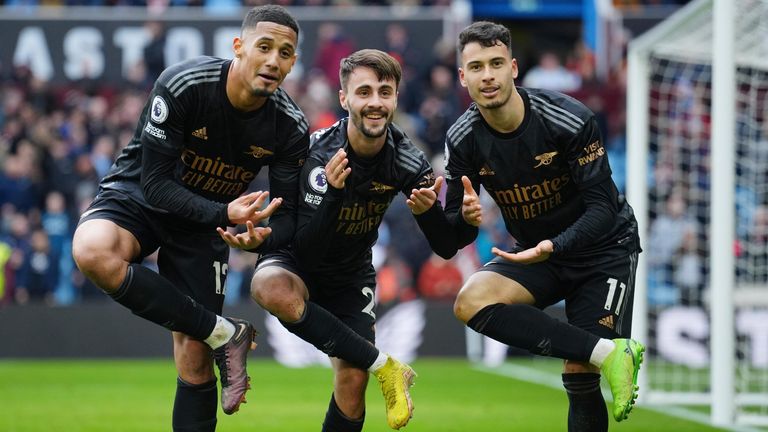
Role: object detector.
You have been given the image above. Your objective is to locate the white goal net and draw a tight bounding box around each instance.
[628,0,768,426]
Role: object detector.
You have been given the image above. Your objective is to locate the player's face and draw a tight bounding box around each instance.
[234,21,297,97]
[340,66,398,140]
[459,41,518,110]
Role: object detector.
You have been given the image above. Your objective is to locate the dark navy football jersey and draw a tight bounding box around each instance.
[444,88,639,264]
[100,56,308,235]
[293,118,435,280]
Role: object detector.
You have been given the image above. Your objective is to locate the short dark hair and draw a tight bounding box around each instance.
[457,21,512,55]
[339,49,402,91]
[241,5,300,39]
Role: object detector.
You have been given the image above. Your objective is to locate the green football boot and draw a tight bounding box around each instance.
[600,338,645,422]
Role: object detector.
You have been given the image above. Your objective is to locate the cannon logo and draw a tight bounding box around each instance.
[533,151,558,168]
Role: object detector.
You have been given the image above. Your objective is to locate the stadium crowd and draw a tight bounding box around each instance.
[1,11,632,308]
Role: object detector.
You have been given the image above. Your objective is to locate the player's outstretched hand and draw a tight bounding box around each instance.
[227,191,282,226]
[461,176,482,226]
[492,239,554,264]
[407,176,443,215]
[217,221,272,250]
[325,148,351,190]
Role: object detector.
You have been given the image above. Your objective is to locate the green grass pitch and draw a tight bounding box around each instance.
[0,358,726,431]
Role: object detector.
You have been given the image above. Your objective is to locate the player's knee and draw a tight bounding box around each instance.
[174,335,215,383]
[338,368,368,389]
[72,230,125,292]
[71,228,98,271]
[251,270,304,319]
[453,288,482,324]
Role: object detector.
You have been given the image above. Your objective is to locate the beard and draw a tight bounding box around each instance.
[481,99,506,109]
[352,109,392,138]
[477,87,511,110]
[250,86,274,97]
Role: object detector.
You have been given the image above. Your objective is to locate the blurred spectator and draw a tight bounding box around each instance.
[382,195,433,281]
[42,137,77,202]
[376,246,417,306]
[522,51,581,92]
[0,153,40,213]
[647,190,697,304]
[738,205,768,284]
[90,134,117,178]
[41,191,73,301]
[673,227,703,304]
[566,40,597,86]
[417,253,462,301]
[737,110,768,205]
[415,63,461,156]
[297,70,339,131]
[73,148,99,205]
[15,229,56,305]
[474,197,514,265]
[2,212,31,303]
[142,21,166,85]
[384,23,420,78]
[312,23,354,86]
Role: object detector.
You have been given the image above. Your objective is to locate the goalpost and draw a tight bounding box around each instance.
[628,0,768,427]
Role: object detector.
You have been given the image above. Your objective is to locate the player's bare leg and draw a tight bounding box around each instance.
[322,358,368,431]
[172,333,218,430]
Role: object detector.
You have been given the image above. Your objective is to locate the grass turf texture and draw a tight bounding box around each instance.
[0,358,726,431]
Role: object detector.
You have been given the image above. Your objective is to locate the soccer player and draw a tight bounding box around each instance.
[220,49,442,431]
[429,21,645,431]
[71,5,308,431]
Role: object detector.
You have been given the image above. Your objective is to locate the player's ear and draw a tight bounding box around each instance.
[233,37,243,59]
[458,67,468,88]
[510,58,519,79]
[339,90,348,111]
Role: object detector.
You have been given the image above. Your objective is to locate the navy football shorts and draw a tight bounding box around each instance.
[257,250,377,343]
[79,189,229,314]
[478,251,639,339]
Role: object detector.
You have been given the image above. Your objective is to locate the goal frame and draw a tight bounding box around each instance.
[627,0,738,426]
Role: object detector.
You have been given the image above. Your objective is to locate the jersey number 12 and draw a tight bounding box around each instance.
[213,261,228,295]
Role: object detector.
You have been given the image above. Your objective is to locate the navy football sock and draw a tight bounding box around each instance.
[172,378,217,432]
[281,301,378,369]
[110,264,217,340]
[322,394,364,432]
[563,373,608,432]
[466,303,599,361]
